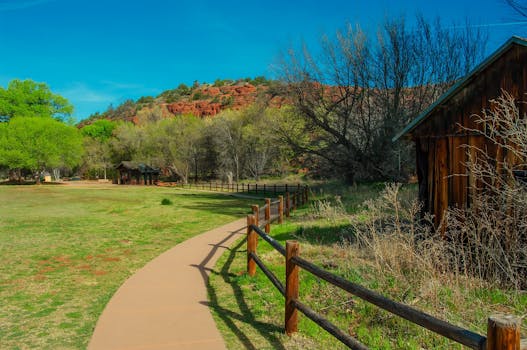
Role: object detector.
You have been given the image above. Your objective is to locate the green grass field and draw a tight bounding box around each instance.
[0,184,253,349]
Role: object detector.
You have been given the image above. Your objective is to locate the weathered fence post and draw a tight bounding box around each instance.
[265,198,271,234]
[247,215,257,277]
[285,192,290,217]
[292,191,297,211]
[285,184,288,194]
[252,204,259,227]
[278,195,284,224]
[285,240,299,335]
[486,314,521,350]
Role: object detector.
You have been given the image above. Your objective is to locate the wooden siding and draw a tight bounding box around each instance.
[411,43,527,225]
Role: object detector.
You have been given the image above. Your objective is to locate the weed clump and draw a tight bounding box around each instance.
[161,198,173,205]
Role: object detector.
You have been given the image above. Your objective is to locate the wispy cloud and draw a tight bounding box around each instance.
[58,83,116,104]
[450,21,527,29]
[0,0,56,11]
[101,80,144,90]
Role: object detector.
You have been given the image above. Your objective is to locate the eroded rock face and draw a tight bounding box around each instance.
[165,101,222,117]
[165,83,283,117]
[79,81,290,127]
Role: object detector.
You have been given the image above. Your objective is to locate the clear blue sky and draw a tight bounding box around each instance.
[0,0,525,120]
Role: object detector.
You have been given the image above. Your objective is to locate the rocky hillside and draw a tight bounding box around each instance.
[79,78,288,127]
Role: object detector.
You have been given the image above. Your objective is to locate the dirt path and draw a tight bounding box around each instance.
[88,218,247,350]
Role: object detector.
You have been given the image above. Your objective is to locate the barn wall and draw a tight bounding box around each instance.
[412,44,527,225]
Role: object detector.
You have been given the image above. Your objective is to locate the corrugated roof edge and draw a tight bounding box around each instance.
[392,35,527,142]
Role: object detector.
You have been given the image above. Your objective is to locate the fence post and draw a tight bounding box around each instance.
[486,314,521,350]
[285,240,299,335]
[292,191,297,211]
[265,198,271,234]
[252,205,259,227]
[256,183,258,194]
[285,184,288,194]
[247,215,257,277]
[278,195,284,224]
[285,192,290,217]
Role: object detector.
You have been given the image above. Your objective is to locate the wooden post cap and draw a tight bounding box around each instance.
[487,313,521,350]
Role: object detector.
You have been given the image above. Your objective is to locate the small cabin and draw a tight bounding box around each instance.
[116,161,160,185]
[394,36,527,226]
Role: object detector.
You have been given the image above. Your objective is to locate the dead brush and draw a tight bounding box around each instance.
[308,196,346,223]
[349,183,439,286]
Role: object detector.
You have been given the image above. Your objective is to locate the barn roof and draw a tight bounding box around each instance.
[392,36,527,142]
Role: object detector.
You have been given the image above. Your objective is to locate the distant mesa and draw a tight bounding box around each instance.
[79,79,289,127]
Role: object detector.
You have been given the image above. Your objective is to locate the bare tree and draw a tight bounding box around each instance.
[279,15,487,183]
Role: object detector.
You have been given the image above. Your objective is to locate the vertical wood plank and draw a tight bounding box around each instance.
[252,205,259,227]
[265,198,271,234]
[486,314,521,350]
[285,240,299,335]
[278,195,284,224]
[247,215,257,277]
[285,192,290,217]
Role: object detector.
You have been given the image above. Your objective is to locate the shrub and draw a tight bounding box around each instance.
[161,198,173,205]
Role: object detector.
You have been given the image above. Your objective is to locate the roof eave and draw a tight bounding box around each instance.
[392,35,527,142]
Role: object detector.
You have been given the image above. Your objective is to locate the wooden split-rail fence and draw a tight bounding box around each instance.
[245,195,525,349]
[163,181,306,197]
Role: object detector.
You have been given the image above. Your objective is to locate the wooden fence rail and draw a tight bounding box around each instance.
[245,205,524,350]
[161,180,308,197]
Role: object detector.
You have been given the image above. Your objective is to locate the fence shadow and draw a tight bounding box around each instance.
[202,237,285,349]
[188,222,284,349]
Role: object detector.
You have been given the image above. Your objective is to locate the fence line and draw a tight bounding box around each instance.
[159,180,307,197]
[244,202,524,350]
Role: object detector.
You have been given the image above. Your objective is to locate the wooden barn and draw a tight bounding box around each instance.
[116,161,160,185]
[393,36,527,227]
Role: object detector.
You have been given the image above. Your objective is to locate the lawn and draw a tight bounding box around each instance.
[0,183,253,349]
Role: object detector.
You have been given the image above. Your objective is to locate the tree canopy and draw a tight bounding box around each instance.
[0,117,83,175]
[0,79,73,120]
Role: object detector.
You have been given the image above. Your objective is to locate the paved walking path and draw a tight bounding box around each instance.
[88,218,247,350]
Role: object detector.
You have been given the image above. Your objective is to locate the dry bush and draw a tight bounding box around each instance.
[444,92,527,289]
[347,93,527,291]
[308,196,346,223]
[349,183,441,287]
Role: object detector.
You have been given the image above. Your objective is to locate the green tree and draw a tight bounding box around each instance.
[0,79,73,120]
[0,117,83,182]
[80,119,117,141]
[81,119,117,179]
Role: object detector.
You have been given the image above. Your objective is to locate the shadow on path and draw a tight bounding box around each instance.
[191,225,285,350]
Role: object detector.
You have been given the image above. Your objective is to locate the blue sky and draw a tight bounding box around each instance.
[0,0,525,120]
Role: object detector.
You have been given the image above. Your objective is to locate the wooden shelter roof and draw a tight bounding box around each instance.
[393,36,527,142]
[115,161,159,174]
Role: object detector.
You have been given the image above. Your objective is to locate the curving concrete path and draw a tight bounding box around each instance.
[88,218,247,350]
